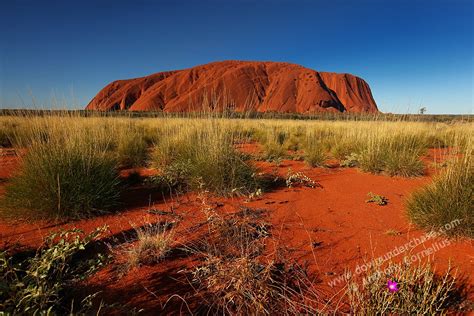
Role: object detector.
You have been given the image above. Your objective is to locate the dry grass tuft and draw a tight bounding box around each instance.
[124,221,176,269]
[184,196,323,314]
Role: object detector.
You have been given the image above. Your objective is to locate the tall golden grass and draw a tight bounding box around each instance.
[0,112,472,223]
[0,111,471,313]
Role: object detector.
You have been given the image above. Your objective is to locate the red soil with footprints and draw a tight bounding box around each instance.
[0,146,472,313]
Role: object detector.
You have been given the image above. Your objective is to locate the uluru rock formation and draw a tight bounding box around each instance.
[86,61,378,113]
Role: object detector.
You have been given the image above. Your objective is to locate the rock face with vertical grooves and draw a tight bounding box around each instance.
[86,61,378,113]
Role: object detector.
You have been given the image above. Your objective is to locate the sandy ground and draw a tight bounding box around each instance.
[0,145,472,314]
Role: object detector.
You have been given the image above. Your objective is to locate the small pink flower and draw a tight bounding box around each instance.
[387,280,399,292]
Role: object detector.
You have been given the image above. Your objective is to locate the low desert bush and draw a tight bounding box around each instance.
[124,222,175,269]
[2,122,120,219]
[347,261,467,314]
[141,124,164,145]
[341,153,360,168]
[198,205,271,257]
[406,152,473,237]
[366,192,388,206]
[0,226,108,314]
[285,169,317,188]
[3,116,58,148]
[385,134,426,176]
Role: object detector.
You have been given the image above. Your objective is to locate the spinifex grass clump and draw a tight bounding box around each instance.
[3,117,120,219]
[153,121,259,196]
[331,138,361,161]
[406,145,473,237]
[261,128,288,162]
[116,125,149,167]
[384,134,426,177]
[347,261,466,314]
[358,133,425,177]
[284,126,306,151]
[303,131,326,167]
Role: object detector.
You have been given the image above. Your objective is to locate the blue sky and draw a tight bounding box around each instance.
[1,0,472,114]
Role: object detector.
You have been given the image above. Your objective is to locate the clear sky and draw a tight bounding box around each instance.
[1,0,472,114]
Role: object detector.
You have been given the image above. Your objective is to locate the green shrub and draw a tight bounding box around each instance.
[275,130,288,145]
[284,136,301,151]
[5,118,52,148]
[260,128,288,162]
[0,226,108,314]
[151,131,182,166]
[3,139,120,219]
[142,125,164,146]
[348,261,466,314]
[406,155,473,237]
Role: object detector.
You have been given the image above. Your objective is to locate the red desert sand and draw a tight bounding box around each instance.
[86,61,378,113]
[1,146,472,313]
